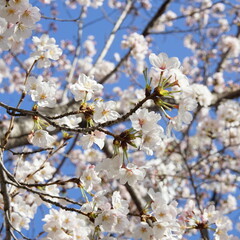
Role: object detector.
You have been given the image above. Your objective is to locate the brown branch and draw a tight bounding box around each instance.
[90,0,134,75]
[99,0,173,84]
[41,15,82,22]
[215,25,240,73]
[141,0,172,36]
[211,88,240,107]
[0,152,13,240]
[49,134,79,181]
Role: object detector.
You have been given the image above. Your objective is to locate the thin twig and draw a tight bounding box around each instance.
[89,0,134,75]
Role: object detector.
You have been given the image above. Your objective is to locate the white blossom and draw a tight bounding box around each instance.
[95,154,123,178]
[0,28,13,50]
[80,165,101,191]
[0,17,7,35]
[56,115,82,128]
[15,153,55,183]
[78,130,106,149]
[112,191,129,214]
[31,34,62,68]
[0,5,19,23]
[149,52,180,71]
[69,73,103,101]
[30,81,57,108]
[133,222,153,240]
[95,210,117,232]
[0,59,9,83]
[130,108,161,134]
[140,128,164,155]
[83,35,96,56]
[118,163,146,186]
[121,32,148,60]
[113,213,129,234]
[43,209,90,240]
[29,130,55,148]
[219,35,240,57]
[191,83,213,107]
[19,4,41,26]
[13,22,33,41]
[93,100,120,123]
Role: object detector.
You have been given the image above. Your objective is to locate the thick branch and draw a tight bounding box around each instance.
[1,85,239,150]
[0,151,13,240]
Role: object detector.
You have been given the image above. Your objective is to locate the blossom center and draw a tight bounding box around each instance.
[7,9,16,15]
[140,227,147,233]
[23,10,31,18]
[138,119,145,127]
[85,175,92,181]
[101,109,109,116]
[40,94,47,100]
[159,63,166,70]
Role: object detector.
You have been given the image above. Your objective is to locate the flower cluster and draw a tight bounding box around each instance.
[0,0,41,51]
[121,32,149,61]
[43,208,91,240]
[219,35,240,58]
[25,76,57,107]
[69,73,103,101]
[31,34,63,68]
[94,191,130,234]
[179,201,234,240]
[151,10,177,32]
[130,109,164,155]
[77,57,117,83]
[1,1,240,238]
[133,187,181,240]
[148,52,198,132]
[66,0,104,9]
[96,154,146,186]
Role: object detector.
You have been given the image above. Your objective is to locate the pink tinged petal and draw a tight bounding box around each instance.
[149,53,163,69]
[159,52,168,62]
[167,57,180,69]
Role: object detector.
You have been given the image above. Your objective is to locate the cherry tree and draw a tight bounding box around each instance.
[0,0,240,239]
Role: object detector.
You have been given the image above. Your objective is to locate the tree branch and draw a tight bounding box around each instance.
[99,0,173,84]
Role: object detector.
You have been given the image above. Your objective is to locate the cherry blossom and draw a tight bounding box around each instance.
[31,34,63,68]
[15,153,55,183]
[190,83,213,107]
[112,191,129,214]
[133,222,153,240]
[18,4,41,26]
[149,52,180,72]
[30,81,57,107]
[130,108,161,134]
[69,73,103,101]
[118,163,146,186]
[140,131,163,155]
[78,130,106,149]
[43,209,90,240]
[80,165,101,191]
[95,154,123,179]
[0,1,239,239]
[121,32,148,61]
[0,17,7,35]
[93,100,120,123]
[56,115,82,128]
[29,130,56,148]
